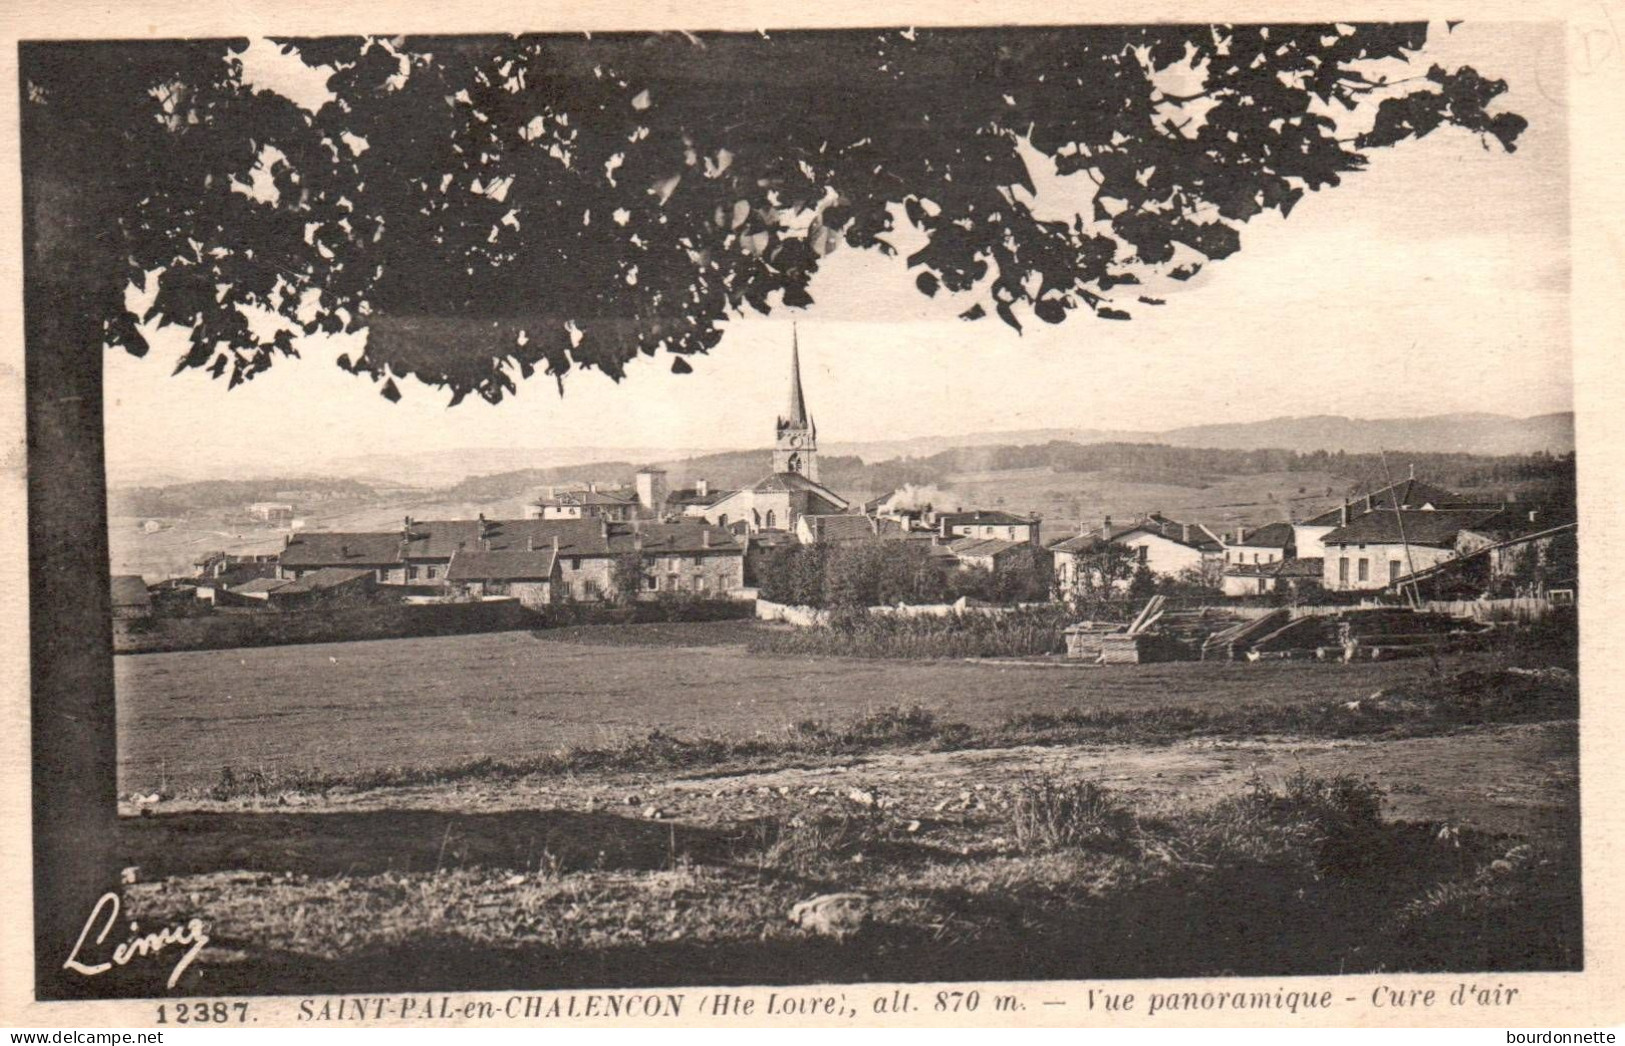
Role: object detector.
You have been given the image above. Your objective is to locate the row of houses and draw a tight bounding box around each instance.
[1045,474,1575,599]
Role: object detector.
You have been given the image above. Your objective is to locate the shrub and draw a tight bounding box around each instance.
[757,808,889,874]
[1007,777,1133,852]
[749,605,1077,660]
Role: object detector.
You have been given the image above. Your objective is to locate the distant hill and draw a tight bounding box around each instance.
[1155,412,1575,456]
[825,412,1574,462]
[108,412,1574,493]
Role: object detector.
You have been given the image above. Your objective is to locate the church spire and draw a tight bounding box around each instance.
[785,323,811,431]
[773,324,818,481]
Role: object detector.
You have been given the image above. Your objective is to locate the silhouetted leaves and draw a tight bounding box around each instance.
[21,24,1526,403]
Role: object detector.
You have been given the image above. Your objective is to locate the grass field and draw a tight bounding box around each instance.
[107,618,1581,992]
[114,620,1525,794]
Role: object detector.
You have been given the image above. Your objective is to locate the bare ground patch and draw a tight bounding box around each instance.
[114,720,1578,995]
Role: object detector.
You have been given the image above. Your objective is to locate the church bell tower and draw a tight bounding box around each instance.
[773,326,818,481]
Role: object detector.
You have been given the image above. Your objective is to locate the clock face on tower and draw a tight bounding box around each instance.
[787,435,804,448]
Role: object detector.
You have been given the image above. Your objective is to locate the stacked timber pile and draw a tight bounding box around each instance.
[1242,607,1492,662]
[1244,616,1340,661]
[1063,621,1125,661]
[1154,606,1252,659]
[1097,596,1206,664]
[1202,607,1290,661]
[1067,602,1490,666]
[1338,608,1491,661]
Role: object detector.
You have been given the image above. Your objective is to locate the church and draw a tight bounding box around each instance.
[701,330,850,533]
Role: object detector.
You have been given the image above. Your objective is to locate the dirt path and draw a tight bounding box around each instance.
[137,721,1576,843]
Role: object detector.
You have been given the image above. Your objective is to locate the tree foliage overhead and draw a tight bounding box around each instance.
[22,25,1526,404]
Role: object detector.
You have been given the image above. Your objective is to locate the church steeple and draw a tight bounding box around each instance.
[773,325,818,481]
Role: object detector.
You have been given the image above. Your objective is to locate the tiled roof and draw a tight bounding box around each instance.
[801,514,880,542]
[1223,555,1324,579]
[229,577,292,595]
[1302,478,1465,526]
[1048,533,1108,554]
[280,532,407,568]
[406,519,739,560]
[1274,556,1325,578]
[274,567,375,595]
[1231,522,1295,549]
[667,487,725,508]
[283,519,741,569]
[949,537,1027,559]
[211,563,280,588]
[939,510,1034,527]
[558,489,636,506]
[1112,514,1224,552]
[445,549,558,582]
[747,471,846,500]
[110,575,151,607]
[1321,509,1502,548]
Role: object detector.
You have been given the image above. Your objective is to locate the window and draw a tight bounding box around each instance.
[1339,557,1350,583]
[1007,527,1015,539]
[1358,558,1370,582]
[1390,560,1402,582]
[643,576,657,591]
[569,557,580,570]
[692,556,703,567]
[765,510,776,529]
[1258,578,1267,594]
[718,514,728,527]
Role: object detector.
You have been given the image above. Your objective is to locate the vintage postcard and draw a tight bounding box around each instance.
[1,0,1622,1031]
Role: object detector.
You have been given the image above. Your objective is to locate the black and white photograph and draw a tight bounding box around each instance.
[6,2,1621,1030]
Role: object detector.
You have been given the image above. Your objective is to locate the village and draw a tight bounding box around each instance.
[111,336,1578,666]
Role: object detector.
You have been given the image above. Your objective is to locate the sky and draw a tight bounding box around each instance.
[101,21,1570,483]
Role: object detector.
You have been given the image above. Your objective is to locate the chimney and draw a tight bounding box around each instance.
[633,532,644,553]
[551,535,560,553]
[1181,523,1191,544]
[1236,526,1248,544]
[283,533,292,548]
[588,481,598,494]
[696,478,709,498]
[1409,463,1416,480]
[527,536,535,552]
[702,530,711,549]
[1339,501,1350,526]
[1529,509,1539,524]
[1364,493,1374,512]
[600,518,610,540]
[1100,516,1113,540]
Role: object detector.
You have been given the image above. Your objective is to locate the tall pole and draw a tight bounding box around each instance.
[1379,448,1420,608]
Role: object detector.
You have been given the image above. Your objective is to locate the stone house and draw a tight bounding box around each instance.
[1107,514,1224,578]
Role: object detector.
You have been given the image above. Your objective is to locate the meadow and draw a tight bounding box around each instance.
[114,619,1522,794]
[109,617,1581,992]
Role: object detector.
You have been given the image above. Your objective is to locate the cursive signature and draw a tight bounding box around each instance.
[64,892,209,990]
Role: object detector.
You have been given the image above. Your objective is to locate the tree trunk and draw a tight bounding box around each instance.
[24,127,121,998]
